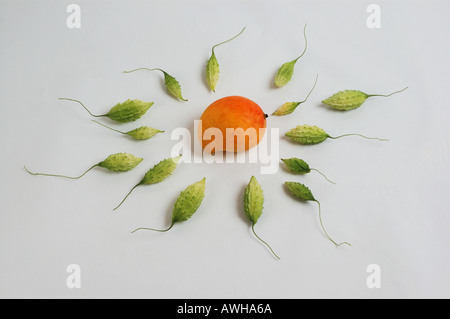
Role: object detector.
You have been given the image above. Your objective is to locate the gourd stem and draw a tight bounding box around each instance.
[315,200,351,247]
[114,183,140,211]
[252,223,280,260]
[24,164,97,180]
[59,98,105,117]
[131,222,174,233]
[310,168,336,185]
[92,120,126,134]
[122,68,165,75]
[212,26,246,52]
[294,24,308,61]
[328,133,389,142]
[367,86,408,98]
[298,73,318,103]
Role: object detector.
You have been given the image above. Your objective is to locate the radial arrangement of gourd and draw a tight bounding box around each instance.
[25,24,408,260]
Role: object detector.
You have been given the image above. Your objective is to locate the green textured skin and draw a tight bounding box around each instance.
[139,155,181,185]
[272,102,301,116]
[106,99,154,122]
[244,176,264,224]
[285,182,315,201]
[322,90,369,111]
[172,178,206,223]
[274,60,296,87]
[163,72,187,101]
[285,125,329,145]
[206,52,220,92]
[127,126,163,140]
[281,158,311,174]
[97,153,143,172]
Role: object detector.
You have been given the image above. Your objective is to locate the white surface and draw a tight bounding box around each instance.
[1,0,449,299]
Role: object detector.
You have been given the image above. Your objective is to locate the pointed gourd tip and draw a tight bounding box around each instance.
[172,154,183,163]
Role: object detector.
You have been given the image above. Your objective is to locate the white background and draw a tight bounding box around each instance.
[1,0,449,299]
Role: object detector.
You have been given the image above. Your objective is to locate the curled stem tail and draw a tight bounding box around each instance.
[212,26,246,52]
[24,164,97,180]
[329,133,389,142]
[92,120,126,134]
[295,23,308,61]
[131,222,174,233]
[114,183,140,211]
[122,68,165,75]
[367,86,408,98]
[311,168,336,185]
[299,73,318,103]
[59,98,104,118]
[252,223,280,260]
[315,200,351,247]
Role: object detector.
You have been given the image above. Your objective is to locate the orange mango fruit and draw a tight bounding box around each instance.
[199,96,267,153]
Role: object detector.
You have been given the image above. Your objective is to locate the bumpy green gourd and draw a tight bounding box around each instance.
[59,98,153,123]
[24,153,143,179]
[244,176,264,224]
[97,153,144,172]
[123,68,187,101]
[114,155,182,210]
[285,182,315,201]
[285,124,388,145]
[244,176,280,260]
[285,125,329,145]
[132,178,206,233]
[274,24,308,88]
[172,178,206,223]
[282,158,310,174]
[205,27,246,92]
[322,87,408,111]
[284,181,350,247]
[273,73,318,115]
[92,120,163,140]
[281,157,335,184]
